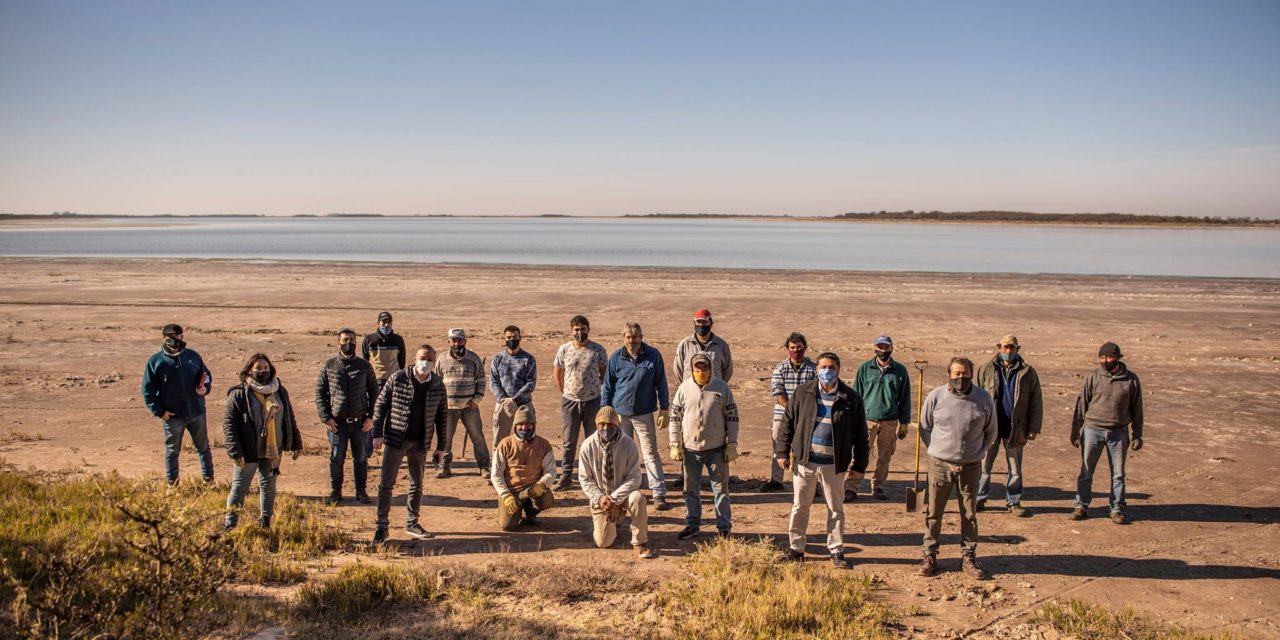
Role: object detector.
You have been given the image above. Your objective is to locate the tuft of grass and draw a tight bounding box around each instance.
[296,562,444,624]
[656,537,900,640]
[1034,600,1248,640]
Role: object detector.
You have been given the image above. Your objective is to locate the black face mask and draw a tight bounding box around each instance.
[450,345,465,358]
[164,337,186,352]
[695,324,711,337]
[949,377,972,394]
[574,330,589,343]
[505,338,521,350]
[340,342,356,356]
[1103,361,1122,373]
[251,370,272,384]
[875,349,892,361]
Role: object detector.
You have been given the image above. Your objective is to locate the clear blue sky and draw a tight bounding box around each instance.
[2,1,1277,217]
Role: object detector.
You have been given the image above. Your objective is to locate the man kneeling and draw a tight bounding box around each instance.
[579,407,655,559]
[492,405,556,530]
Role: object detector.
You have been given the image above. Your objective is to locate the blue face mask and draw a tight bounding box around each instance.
[998,352,1018,362]
[378,326,392,336]
[817,368,838,386]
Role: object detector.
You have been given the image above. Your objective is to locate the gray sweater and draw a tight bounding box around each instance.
[577,431,643,510]
[1072,364,1144,440]
[920,384,997,465]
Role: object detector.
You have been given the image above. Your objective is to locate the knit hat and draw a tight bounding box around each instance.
[595,406,621,426]
[694,308,712,321]
[378,311,393,322]
[998,335,1019,348]
[513,405,536,425]
[161,323,183,336]
[448,328,466,340]
[873,335,893,346]
[1098,342,1123,358]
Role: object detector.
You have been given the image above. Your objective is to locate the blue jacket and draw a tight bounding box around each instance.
[142,348,212,419]
[601,343,669,416]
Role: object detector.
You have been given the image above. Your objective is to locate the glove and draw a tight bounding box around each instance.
[530,481,548,499]
[502,494,520,516]
[724,443,738,462]
[670,444,684,461]
[291,450,300,461]
[656,411,668,431]
[1131,437,1143,451]
[896,423,909,440]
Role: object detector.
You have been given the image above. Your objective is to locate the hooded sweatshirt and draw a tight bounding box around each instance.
[1071,363,1144,441]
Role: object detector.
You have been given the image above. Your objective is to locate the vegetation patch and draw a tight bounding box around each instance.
[1035,599,1248,640]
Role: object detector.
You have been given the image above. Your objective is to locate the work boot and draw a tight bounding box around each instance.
[843,489,858,502]
[785,548,805,562]
[919,554,938,577]
[436,465,452,479]
[372,527,388,544]
[554,474,573,492]
[1070,506,1088,521]
[324,491,342,506]
[257,515,271,529]
[356,490,371,504]
[634,544,657,559]
[962,555,990,580]
[677,526,700,540]
[872,485,888,501]
[405,522,431,540]
[1009,503,1027,517]
[655,496,672,511]
[831,553,850,569]
[759,479,785,493]
[1110,510,1130,525]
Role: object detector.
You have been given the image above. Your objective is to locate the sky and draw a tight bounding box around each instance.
[1,1,1278,217]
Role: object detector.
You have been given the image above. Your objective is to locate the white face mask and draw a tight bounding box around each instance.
[415,360,433,374]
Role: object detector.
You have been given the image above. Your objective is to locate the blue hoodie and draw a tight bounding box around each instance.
[142,348,212,419]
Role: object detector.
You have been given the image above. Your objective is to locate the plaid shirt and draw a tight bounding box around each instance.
[770,357,816,421]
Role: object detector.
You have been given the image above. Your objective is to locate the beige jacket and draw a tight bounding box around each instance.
[669,376,739,452]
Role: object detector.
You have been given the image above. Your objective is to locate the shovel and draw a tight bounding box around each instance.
[905,359,927,512]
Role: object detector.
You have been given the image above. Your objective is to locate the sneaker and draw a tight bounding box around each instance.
[372,527,388,544]
[324,491,342,506]
[759,479,785,493]
[480,468,491,480]
[405,522,431,539]
[1109,510,1129,525]
[554,474,573,491]
[831,553,850,569]
[257,516,271,529]
[677,526,700,540]
[872,486,888,501]
[843,489,858,502]
[919,554,937,577]
[717,530,731,540]
[436,466,452,479]
[962,555,990,580]
[655,496,672,511]
[976,498,987,512]
[356,491,372,504]
[1009,503,1027,517]
[1070,506,1088,521]
[634,544,657,559]
[785,548,805,562]
[222,517,237,532]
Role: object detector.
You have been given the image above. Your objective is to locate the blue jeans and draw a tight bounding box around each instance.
[682,446,731,532]
[328,419,369,494]
[224,461,277,527]
[162,413,213,483]
[978,438,1024,505]
[1074,427,1128,512]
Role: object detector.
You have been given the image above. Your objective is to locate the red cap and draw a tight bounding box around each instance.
[694,308,712,320]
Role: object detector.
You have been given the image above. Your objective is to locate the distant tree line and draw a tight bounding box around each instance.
[835,210,1277,226]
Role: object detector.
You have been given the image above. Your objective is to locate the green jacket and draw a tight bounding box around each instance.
[974,357,1043,448]
[853,358,912,423]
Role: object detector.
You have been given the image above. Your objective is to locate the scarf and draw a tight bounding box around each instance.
[246,377,283,467]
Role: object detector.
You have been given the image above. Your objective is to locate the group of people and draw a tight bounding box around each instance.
[140,310,1145,577]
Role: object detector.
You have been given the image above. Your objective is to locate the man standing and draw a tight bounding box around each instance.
[489,325,537,446]
[672,308,733,383]
[776,352,869,568]
[919,357,997,579]
[579,407,654,558]
[851,335,912,502]
[763,332,816,492]
[553,315,609,490]
[491,406,557,531]
[1071,342,1144,525]
[142,323,214,485]
[315,328,380,505]
[601,322,673,510]
[669,353,739,540]
[434,328,489,479]
[974,335,1043,517]
[371,345,448,544]
[362,311,406,386]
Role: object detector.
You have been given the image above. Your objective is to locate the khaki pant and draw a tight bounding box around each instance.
[848,419,899,490]
[788,461,847,555]
[590,490,649,547]
[922,456,980,556]
[769,417,787,483]
[497,484,554,531]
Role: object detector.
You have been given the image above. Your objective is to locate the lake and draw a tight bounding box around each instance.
[1,217,1277,278]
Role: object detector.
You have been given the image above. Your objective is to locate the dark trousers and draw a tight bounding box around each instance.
[559,397,600,477]
[328,418,369,494]
[376,439,427,529]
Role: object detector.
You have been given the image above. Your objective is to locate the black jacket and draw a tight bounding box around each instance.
[775,378,870,474]
[372,368,448,450]
[315,354,379,422]
[222,383,303,462]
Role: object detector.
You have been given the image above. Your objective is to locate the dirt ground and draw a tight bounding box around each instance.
[1,257,1277,638]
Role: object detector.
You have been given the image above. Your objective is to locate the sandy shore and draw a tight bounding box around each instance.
[1,257,1278,637]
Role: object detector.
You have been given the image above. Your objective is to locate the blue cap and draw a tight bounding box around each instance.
[873,335,893,346]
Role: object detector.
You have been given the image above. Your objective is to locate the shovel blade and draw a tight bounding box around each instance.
[905,487,919,512]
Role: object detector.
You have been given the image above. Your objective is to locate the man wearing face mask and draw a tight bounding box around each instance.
[763,332,816,492]
[776,352,869,569]
[579,407,654,558]
[142,323,215,485]
[489,325,538,447]
[601,322,672,510]
[316,328,380,505]
[362,312,405,455]
[851,335,912,502]
[1070,342,1144,525]
[669,353,739,540]
[371,345,448,544]
[919,357,997,579]
[492,405,557,531]
[673,308,734,384]
[434,328,490,479]
[553,315,609,491]
[974,335,1043,517]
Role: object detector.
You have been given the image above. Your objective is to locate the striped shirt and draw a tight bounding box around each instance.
[770,357,816,421]
[809,388,837,464]
[433,350,486,410]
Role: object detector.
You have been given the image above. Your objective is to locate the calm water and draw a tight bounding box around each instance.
[1,217,1277,278]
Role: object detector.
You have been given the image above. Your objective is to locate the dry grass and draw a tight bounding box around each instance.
[1034,600,1248,640]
